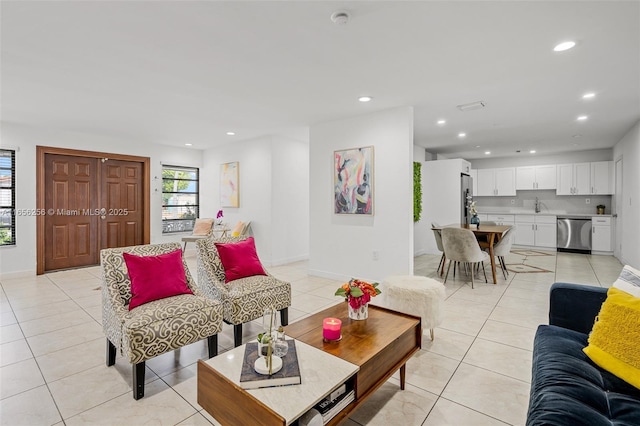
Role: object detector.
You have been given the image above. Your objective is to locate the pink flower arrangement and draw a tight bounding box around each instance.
[335,278,381,309]
[216,209,224,219]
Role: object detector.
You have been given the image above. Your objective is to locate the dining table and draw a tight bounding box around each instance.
[432,223,512,285]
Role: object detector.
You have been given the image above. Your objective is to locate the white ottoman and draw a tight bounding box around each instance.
[376,275,445,340]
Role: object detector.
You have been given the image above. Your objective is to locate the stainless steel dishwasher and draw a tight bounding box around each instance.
[557,217,592,253]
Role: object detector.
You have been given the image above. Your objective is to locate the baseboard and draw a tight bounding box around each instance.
[414,249,427,257]
[0,269,37,280]
[268,254,309,267]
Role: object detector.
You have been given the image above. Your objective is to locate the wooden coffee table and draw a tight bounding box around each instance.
[197,303,421,425]
[286,303,422,407]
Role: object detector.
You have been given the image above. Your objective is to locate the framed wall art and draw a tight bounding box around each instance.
[334,146,374,215]
[220,161,239,207]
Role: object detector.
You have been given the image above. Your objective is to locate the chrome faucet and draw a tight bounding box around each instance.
[535,197,541,213]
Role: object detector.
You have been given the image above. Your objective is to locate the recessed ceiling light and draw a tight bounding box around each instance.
[484,151,491,155]
[226,131,236,136]
[529,150,536,154]
[458,132,466,138]
[577,115,588,121]
[573,134,582,138]
[582,92,596,99]
[475,145,480,148]
[554,41,576,52]
[358,96,372,102]
[437,119,446,125]
[185,143,192,146]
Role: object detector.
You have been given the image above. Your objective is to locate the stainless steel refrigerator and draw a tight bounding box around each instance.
[461,173,473,225]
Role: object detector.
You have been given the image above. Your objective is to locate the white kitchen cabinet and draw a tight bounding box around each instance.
[487,214,515,226]
[592,216,612,252]
[476,168,516,196]
[470,169,478,197]
[591,161,613,195]
[557,163,590,195]
[516,165,557,190]
[514,215,557,248]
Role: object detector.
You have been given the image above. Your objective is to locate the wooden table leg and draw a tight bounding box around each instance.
[400,364,406,390]
[488,234,497,284]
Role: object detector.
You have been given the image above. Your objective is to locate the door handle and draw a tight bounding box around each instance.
[593,227,595,234]
[613,214,618,218]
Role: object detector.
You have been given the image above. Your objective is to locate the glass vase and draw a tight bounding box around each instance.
[348,302,368,320]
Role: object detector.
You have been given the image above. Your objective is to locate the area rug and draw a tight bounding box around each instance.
[510,249,554,257]
[505,264,553,274]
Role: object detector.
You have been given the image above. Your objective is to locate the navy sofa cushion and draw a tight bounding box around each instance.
[527,324,640,426]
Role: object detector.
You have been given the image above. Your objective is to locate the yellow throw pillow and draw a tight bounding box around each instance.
[583,287,640,389]
[231,221,245,237]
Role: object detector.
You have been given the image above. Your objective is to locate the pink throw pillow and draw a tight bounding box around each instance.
[123,249,193,310]
[214,237,267,283]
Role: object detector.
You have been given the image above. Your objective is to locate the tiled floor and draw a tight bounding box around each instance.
[0,250,623,425]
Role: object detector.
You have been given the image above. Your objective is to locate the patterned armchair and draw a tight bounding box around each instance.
[101,242,224,399]
[195,236,291,347]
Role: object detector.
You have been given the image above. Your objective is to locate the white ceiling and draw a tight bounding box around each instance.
[1,1,639,159]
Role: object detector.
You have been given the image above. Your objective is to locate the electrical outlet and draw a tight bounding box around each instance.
[586,198,591,204]
[511,199,515,204]
[372,250,379,261]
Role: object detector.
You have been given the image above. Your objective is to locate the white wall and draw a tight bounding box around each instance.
[0,122,204,277]
[420,159,470,255]
[309,107,414,283]
[470,149,613,169]
[613,120,640,269]
[271,137,309,265]
[201,135,309,266]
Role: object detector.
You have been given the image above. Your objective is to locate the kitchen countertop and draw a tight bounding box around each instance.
[479,211,612,218]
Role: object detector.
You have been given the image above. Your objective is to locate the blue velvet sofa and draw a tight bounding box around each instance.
[527,282,640,425]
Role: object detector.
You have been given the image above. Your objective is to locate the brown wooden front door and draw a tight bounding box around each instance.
[44,154,100,271]
[38,147,150,273]
[100,159,143,249]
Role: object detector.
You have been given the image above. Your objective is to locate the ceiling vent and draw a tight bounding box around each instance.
[457,101,486,112]
[331,10,350,25]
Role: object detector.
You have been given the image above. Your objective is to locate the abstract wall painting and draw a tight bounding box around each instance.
[220,161,239,207]
[334,146,374,215]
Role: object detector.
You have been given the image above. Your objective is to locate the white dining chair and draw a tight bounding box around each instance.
[441,227,489,289]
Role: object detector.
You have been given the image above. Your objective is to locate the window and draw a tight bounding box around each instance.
[162,165,199,234]
[0,149,16,246]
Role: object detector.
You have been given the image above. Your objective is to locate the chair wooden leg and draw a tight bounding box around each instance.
[471,266,475,289]
[133,361,145,400]
[437,254,445,275]
[444,261,452,284]
[482,262,488,282]
[500,256,508,279]
[233,324,243,347]
[280,308,289,326]
[106,339,116,367]
[207,335,218,358]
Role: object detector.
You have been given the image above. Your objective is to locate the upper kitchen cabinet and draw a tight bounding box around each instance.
[591,161,613,194]
[557,161,613,195]
[557,163,591,195]
[476,168,516,196]
[516,165,557,190]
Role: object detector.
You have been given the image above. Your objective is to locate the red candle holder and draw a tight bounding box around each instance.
[322,317,342,342]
